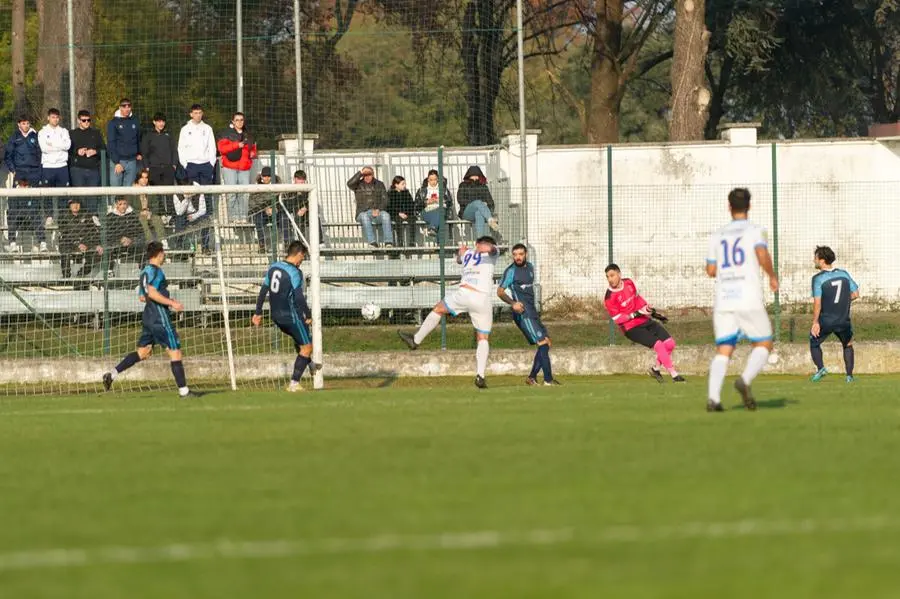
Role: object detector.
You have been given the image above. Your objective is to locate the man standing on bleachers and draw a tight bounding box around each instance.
[107,98,142,187]
[69,109,105,214]
[4,116,41,252]
[58,198,102,287]
[141,113,178,187]
[38,108,72,250]
[347,166,393,248]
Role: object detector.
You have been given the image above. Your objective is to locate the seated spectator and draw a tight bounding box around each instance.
[387,176,416,247]
[251,167,286,254]
[57,198,102,287]
[172,182,211,254]
[415,169,454,237]
[347,166,393,248]
[282,169,324,246]
[105,195,145,262]
[5,178,46,253]
[133,169,168,247]
[457,165,499,239]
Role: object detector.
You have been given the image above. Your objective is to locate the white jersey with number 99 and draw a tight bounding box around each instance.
[706,219,768,311]
[460,248,499,293]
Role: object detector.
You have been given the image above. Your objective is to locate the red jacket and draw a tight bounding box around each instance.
[604,278,650,332]
[217,126,257,171]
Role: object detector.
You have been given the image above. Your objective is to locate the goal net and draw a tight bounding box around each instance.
[0,182,321,396]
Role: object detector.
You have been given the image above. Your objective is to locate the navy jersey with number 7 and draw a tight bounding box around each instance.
[812,268,858,326]
[255,261,310,326]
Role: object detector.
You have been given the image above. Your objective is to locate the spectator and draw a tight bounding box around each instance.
[250,167,285,254]
[105,195,144,262]
[4,116,42,252]
[172,182,211,254]
[133,169,168,245]
[107,98,142,187]
[457,165,499,239]
[58,198,102,286]
[141,113,178,187]
[178,104,216,187]
[217,112,257,222]
[388,176,416,247]
[69,109,105,214]
[282,169,324,246]
[347,166,393,248]
[37,107,71,245]
[415,169,454,237]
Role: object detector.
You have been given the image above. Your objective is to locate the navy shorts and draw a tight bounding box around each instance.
[276,319,311,350]
[514,315,548,345]
[138,320,181,350]
[810,321,853,347]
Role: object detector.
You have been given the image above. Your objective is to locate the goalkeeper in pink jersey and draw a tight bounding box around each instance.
[603,264,684,383]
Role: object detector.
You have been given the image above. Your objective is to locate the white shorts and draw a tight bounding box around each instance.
[714,308,773,345]
[443,287,493,334]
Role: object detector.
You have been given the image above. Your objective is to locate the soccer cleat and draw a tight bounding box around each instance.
[672,375,687,382]
[308,362,323,376]
[181,390,204,399]
[287,382,303,393]
[102,372,113,392]
[846,375,855,383]
[397,330,419,350]
[734,378,757,411]
[475,375,487,389]
[488,218,500,232]
[707,400,724,412]
[648,368,665,383]
[526,377,538,386]
[543,379,562,386]
[811,367,828,382]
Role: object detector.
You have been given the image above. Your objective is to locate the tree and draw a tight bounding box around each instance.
[669,0,709,140]
[36,0,68,117]
[12,0,28,116]
[72,0,94,115]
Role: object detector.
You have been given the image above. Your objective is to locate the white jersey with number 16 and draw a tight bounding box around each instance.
[706,219,768,312]
[460,248,499,294]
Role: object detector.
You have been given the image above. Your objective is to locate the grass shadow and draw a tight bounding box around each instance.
[729,397,797,411]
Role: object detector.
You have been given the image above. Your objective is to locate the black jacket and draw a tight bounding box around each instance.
[387,189,416,218]
[105,207,144,248]
[282,190,310,220]
[456,166,494,218]
[141,128,178,168]
[415,177,454,216]
[346,171,388,214]
[58,209,100,251]
[68,127,105,170]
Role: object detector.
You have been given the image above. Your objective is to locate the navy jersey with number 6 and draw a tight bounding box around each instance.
[139,264,170,325]
[812,268,858,326]
[256,261,310,326]
[499,262,538,318]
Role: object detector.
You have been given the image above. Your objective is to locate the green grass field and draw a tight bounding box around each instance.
[2,375,900,598]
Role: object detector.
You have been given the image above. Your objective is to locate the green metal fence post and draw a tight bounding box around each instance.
[438,146,447,351]
[269,151,280,351]
[771,142,781,342]
[100,149,111,355]
[607,145,615,346]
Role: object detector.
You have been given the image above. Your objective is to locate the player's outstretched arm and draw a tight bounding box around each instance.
[252,284,270,326]
[811,297,823,337]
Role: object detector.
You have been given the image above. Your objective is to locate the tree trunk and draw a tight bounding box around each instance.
[586,1,623,144]
[72,0,95,114]
[669,0,711,141]
[36,0,68,118]
[12,0,29,117]
[462,2,483,145]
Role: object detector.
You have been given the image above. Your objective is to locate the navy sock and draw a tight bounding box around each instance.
[810,344,824,370]
[115,351,141,373]
[843,345,855,376]
[170,360,187,388]
[539,345,553,382]
[529,348,542,380]
[293,355,311,382]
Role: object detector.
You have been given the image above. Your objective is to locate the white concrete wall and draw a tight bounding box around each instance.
[283,131,900,309]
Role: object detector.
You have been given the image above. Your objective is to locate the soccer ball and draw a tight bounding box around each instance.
[361,302,381,322]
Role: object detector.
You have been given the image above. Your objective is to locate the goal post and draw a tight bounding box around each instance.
[0,182,320,395]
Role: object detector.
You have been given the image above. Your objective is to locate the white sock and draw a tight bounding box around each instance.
[708,354,729,403]
[413,311,442,345]
[742,346,770,385]
[108,370,118,381]
[179,387,190,397]
[476,339,489,377]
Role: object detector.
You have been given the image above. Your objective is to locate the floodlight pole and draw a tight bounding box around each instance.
[236,0,244,112]
[67,0,76,125]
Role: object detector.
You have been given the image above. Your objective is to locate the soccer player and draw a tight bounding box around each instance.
[603,264,684,383]
[810,245,859,383]
[497,243,559,386]
[103,241,200,398]
[398,236,499,389]
[251,241,318,392]
[705,188,779,412]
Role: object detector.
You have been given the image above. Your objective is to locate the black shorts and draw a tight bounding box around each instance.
[137,321,181,350]
[514,314,549,345]
[276,319,312,351]
[810,321,853,348]
[624,320,671,349]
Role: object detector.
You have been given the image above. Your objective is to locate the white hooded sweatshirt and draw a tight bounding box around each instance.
[178,119,216,168]
[38,124,72,169]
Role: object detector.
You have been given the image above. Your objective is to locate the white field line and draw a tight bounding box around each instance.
[1,517,898,572]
